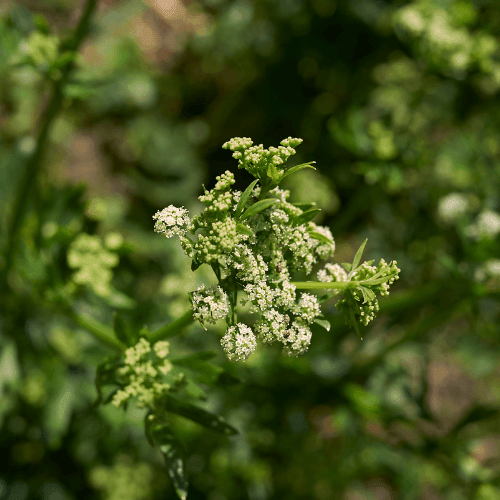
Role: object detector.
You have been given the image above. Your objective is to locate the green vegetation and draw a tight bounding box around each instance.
[1,0,500,499]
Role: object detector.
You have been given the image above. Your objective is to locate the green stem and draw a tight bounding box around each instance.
[149,309,195,344]
[67,309,124,352]
[292,281,356,290]
[3,0,99,282]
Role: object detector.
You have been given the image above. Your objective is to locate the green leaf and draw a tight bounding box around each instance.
[239,199,278,222]
[94,356,123,407]
[184,378,207,399]
[309,231,334,246]
[267,162,281,183]
[51,51,75,70]
[191,253,202,272]
[342,262,352,272]
[293,209,321,226]
[365,260,375,266]
[362,275,394,286]
[164,395,238,435]
[171,351,218,364]
[171,352,222,382]
[358,286,376,304]
[292,202,316,211]
[279,161,316,182]
[351,239,368,274]
[113,312,136,347]
[215,372,241,387]
[314,318,331,331]
[152,424,189,500]
[235,179,258,220]
[236,223,254,237]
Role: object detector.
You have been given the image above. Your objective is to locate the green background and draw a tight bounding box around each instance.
[1,0,500,499]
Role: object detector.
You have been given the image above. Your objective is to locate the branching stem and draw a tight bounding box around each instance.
[149,309,195,344]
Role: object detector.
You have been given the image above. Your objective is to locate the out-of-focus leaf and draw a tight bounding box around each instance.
[113,312,136,347]
[452,405,500,434]
[164,395,238,435]
[151,423,189,500]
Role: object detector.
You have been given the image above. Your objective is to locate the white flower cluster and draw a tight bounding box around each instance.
[222,136,304,180]
[155,138,339,361]
[153,205,190,238]
[191,284,230,328]
[112,339,181,410]
[67,233,119,297]
[220,323,257,361]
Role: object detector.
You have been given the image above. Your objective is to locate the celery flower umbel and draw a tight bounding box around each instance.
[154,137,400,360]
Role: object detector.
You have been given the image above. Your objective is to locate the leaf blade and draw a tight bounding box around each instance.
[235,179,258,220]
[164,395,238,435]
[279,161,316,182]
[239,198,278,222]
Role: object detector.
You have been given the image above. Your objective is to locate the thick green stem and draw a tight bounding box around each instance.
[149,309,195,344]
[292,281,356,290]
[3,0,99,281]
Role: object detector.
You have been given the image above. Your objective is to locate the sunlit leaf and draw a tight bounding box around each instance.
[235,179,258,220]
[239,199,278,221]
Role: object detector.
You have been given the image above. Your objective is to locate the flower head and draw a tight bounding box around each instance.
[221,323,257,362]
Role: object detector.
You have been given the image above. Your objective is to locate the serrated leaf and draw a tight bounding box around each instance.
[279,161,316,182]
[152,424,189,500]
[309,231,334,246]
[239,199,278,222]
[164,395,238,435]
[235,179,258,220]
[314,318,331,331]
[236,223,254,237]
[293,208,321,226]
[351,239,368,274]
[113,312,136,347]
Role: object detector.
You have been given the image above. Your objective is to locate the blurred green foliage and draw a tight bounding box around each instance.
[1,0,500,499]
